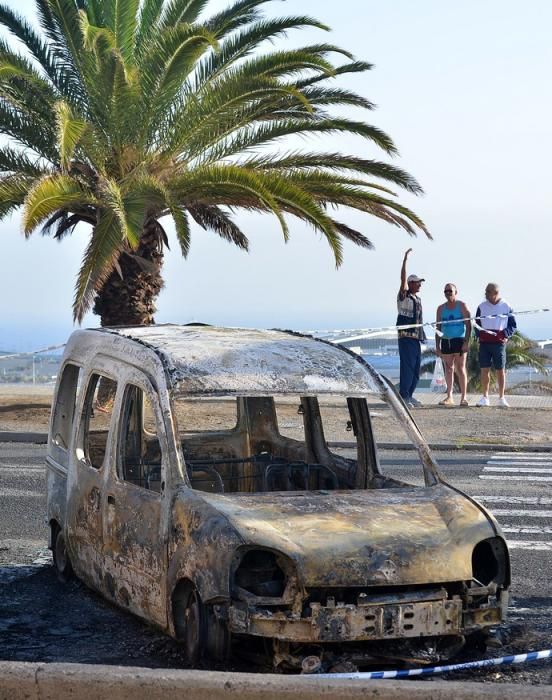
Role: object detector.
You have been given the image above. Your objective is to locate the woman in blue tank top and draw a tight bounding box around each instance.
[435,283,472,406]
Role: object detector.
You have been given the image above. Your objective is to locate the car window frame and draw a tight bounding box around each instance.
[114,376,168,498]
[50,360,83,460]
[75,366,120,473]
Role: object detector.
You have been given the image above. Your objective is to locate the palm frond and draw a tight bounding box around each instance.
[204,0,277,37]
[99,177,145,247]
[194,116,398,164]
[73,209,124,321]
[0,147,49,176]
[173,164,290,241]
[104,0,140,64]
[297,60,374,88]
[136,0,165,51]
[41,209,93,239]
[160,0,210,28]
[55,100,89,171]
[0,173,35,218]
[244,152,422,193]
[188,203,249,250]
[193,15,330,88]
[0,5,76,96]
[170,204,191,257]
[329,219,374,249]
[140,24,219,125]
[23,173,94,235]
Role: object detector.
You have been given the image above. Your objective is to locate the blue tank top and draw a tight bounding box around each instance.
[441,302,465,339]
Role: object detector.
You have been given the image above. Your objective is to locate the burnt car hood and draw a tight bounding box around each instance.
[197,484,498,586]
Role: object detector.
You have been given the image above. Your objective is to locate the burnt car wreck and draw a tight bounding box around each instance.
[46,325,510,671]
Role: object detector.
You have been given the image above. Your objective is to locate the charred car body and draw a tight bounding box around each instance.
[46,325,510,669]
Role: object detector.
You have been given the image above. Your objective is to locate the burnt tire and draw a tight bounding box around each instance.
[52,525,73,583]
[205,604,231,661]
[174,585,205,667]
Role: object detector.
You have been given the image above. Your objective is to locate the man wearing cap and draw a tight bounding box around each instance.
[397,248,426,407]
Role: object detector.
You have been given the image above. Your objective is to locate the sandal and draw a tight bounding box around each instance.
[460,399,469,407]
[439,397,454,406]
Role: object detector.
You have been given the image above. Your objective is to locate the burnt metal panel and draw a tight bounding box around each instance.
[107,325,381,396]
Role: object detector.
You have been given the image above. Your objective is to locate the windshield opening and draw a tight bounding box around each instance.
[172,392,427,494]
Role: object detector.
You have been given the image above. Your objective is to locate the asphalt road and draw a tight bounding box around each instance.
[1,442,552,684]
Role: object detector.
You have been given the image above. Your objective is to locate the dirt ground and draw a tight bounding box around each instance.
[1,386,550,446]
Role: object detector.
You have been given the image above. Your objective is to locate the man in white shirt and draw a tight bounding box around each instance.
[475,283,517,408]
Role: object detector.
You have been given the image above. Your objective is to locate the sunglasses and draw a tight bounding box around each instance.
[444,289,454,294]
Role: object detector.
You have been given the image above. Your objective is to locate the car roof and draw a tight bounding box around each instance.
[99,324,383,397]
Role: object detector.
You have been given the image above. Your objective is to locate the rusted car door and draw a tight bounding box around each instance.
[102,376,169,628]
[66,369,119,591]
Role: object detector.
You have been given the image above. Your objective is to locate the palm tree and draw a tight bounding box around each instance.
[422,332,549,393]
[0,0,430,326]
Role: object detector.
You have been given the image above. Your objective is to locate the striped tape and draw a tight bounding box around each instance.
[1,307,549,359]
[310,307,550,343]
[0,343,66,360]
[316,648,552,679]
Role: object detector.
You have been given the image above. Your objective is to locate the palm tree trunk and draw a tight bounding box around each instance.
[93,220,164,327]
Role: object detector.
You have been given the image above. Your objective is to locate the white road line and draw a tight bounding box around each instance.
[479,475,552,481]
[473,495,552,505]
[483,466,552,473]
[506,540,552,551]
[0,466,43,473]
[490,455,552,460]
[487,461,552,467]
[492,453,552,459]
[503,525,552,535]
[491,509,552,518]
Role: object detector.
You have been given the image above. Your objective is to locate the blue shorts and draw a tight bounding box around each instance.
[479,343,506,370]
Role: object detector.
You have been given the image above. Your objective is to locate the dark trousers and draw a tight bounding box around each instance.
[398,337,421,400]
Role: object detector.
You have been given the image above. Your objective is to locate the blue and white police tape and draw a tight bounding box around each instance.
[0,343,66,361]
[315,648,552,679]
[309,307,551,343]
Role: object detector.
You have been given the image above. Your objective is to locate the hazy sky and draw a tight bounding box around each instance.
[1,0,551,350]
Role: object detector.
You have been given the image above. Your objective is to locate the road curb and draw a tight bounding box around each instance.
[0,431,47,443]
[1,661,551,700]
[0,431,550,453]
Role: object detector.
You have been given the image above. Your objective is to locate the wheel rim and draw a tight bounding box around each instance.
[184,592,201,663]
[55,531,67,573]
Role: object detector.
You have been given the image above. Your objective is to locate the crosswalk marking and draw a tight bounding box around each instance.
[491,452,552,459]
[477,452,552,550]
[484,466,552,473]
[479,475,552,481]
[479,451,552,481]
[507,541,552,551]
[474,495,552,505]
[502,525,552,535]
[0,465,44,473]
[491,509,552,518]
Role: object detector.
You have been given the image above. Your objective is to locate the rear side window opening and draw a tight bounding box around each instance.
[51,362,81,453]
[174,393,424,495]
